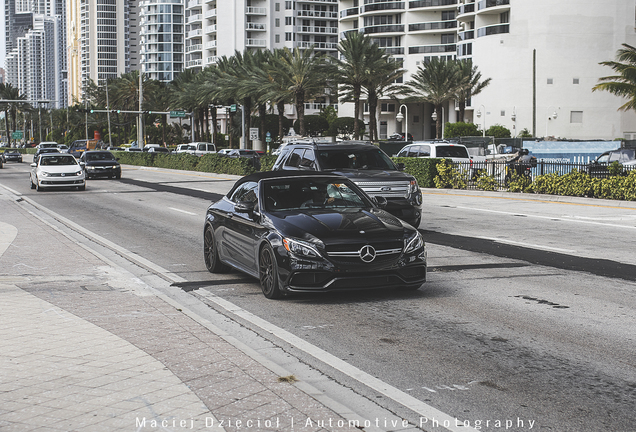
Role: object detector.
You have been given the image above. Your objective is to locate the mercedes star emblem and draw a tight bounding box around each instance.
[359,245,376,263]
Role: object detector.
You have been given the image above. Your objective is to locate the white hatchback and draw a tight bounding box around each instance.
[30,153,86,191]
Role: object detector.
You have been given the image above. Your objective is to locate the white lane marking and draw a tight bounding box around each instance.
[474,236,575,253]
[195,289,478,432]
[169,207,197,216]
[454,205,636,230]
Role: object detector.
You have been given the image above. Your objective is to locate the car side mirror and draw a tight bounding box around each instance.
[235,200,256,214]
[30,163,36,167]
[396,163,405,171]
[373,196,388,208]
[79,162,85,168]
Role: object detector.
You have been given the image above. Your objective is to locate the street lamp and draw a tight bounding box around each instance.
[431,107,445,139]
[475,104,486,137]
[396,104,408,141]
[545,106,559,138]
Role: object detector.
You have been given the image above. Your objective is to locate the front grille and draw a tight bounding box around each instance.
[354,181,410,198]
[326,240,403,267]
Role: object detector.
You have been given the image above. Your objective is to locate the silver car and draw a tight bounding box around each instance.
[30,153,86,191]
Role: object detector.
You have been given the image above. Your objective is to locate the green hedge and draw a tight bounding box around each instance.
[110,151,636,202]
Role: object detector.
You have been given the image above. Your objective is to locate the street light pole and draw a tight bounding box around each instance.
[476,104,486,137]
[396,104,408,141]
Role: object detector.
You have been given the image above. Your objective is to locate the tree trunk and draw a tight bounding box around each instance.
[353,87,361,140]
[296,91,305,136]
[277,101,286,140]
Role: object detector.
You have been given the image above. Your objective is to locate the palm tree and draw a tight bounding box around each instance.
[593,43,636,111]
[170,69,201,142]
[405,58,462,139]
[334,31,376,140]
[268,47,330,136]
[255,49,295,141]
[0,83,28,147]
[363,58,406,141]
[454,59,492,123]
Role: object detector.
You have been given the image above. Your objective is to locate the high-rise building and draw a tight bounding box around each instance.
[4,0,67,108]
[338,0,636,141]
[138,0,185,82]
[67,0,134,104]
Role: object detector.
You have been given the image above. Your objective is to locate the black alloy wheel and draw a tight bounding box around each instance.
[259,243,282,299]
[204,227,229,273]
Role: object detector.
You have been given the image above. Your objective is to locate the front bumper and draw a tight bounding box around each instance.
[85,165,121,177]
[278,247,427,293]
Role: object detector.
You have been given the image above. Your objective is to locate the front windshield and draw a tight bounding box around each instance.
[87,152,115,161]
[317,148,395,170]
[263,178,370,212]
[40,156,77,166]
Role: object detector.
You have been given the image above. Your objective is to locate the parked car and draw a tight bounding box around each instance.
[587,148,636,177]
[146,146,171,154]
[272,141,422,227]
[57,144,69,153]
[191,142,217,156]
[79,150,121,179]
[175,144,196,154]
[217,148,232,156]
[203,171,427,299]
[2,149,23,163]
[396,141,472,163]
[68,139,99,158]
[30,153,86,191]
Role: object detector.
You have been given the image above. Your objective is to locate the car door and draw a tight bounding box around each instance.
[219,181,262,275]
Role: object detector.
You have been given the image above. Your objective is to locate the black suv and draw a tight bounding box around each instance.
[272,141,422,227]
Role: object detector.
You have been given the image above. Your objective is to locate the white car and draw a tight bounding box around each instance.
[30,153,86,191]
[396,141,472,163]
[36,141,59,150]
[175,144,196,154]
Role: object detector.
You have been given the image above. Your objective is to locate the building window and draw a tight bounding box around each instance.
[285,16,292,25]
[285,1,292,10]
[570,111,583,123]
[573,78,579,84]
[547,78,553,84]
[275,2,280,11]
[275,34,280,43]
[500,110,505,116]
[285,32,292,41]
[275,18,280,27]
[381,103,395,112]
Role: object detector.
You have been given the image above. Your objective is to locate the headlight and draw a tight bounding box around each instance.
[404,231,424,253]
[40,171,51,177]
[408,179,419,194]
[283,238,321,258]
[75,171,83,176]
[87,166,96,170]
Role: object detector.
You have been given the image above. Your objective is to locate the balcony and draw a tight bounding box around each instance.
[205,40,217,48]
[339,7,359,19]
[384,46,405,55]
[476,23,509,37]
[360,24,405,35]
[204,8,217,18]
[205,24,217,33]
[362,2,404,13]
[186,59,203,67]
[458,2,475,15]
[296,26,338,34]
[246,39,267,47]
[408,43,456,54]
[246,22,266,31]
[206,56,219,65]
[478,0,509,11]
[246,6,267,15]
[187,14,202,23]
[187,0,200,8]
[186,44,202,52]
[408,20,457,32]
[297,10,338,18]
[296,41,339,50]
[458,30,474,41]
[187,29,203,38]
[409,0,457,7]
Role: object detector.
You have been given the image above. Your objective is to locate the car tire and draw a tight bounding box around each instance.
[35,179,42,192]
[259,243,283,299]
[204,226,230,273]
[30,178,35,189]
[78,183,86,191]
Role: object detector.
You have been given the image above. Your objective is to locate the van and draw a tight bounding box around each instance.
[68,139,99,158]
[191,142,216,156]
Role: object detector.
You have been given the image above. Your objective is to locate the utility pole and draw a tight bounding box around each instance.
[138,71,143,148]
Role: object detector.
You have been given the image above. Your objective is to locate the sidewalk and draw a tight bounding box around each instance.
[0,191,365,431]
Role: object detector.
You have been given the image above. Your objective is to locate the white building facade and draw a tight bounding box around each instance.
[139,0,185,82]
[338,0,636,141]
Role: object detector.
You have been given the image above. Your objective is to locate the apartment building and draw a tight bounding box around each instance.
[338,0,636,141]
[138,0,185,82]
[68,0,133,104]
[4,0,68,108]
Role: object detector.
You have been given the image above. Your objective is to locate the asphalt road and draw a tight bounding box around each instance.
[1,158,635,432]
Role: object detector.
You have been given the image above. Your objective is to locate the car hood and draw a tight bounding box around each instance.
[84,160,119,166]
[36,165,82,173]
[325,168,414,181]
[269,207,409,244]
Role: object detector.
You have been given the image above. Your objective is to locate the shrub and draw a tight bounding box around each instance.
[485,124,512,138]
[444,122,481,139]
[434,159,467,189]
[392,157,440,188]
[475,170,498,191]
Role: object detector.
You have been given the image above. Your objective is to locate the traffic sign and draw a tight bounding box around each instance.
[230,104,237,113]
[249,128,259,141]
[170,110,186,118]
[12,131,23,140]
